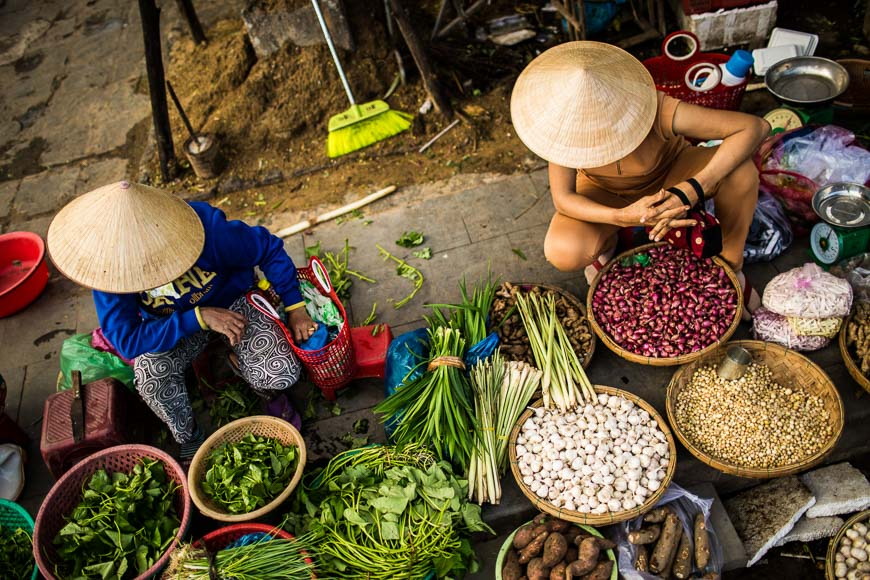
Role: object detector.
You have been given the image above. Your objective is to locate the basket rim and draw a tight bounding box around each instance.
[825,508,870,579]
[188,415,307,523]
[0,498,35,530]
[494,520,617,580]
[586,242,744,366]
[839,313,870,395]
[32,444,190,580]
[493,281,597,368]
[666,340,845,479]
[508,387,678,526]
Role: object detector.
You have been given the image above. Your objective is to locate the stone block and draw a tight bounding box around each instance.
[0,179,18,218]
[774,515,844,546]
[725,476,816,566]
[459,176,551,243]
[801,462,870,518]
[14,164,80,216]
[75,157,128,194]
[687,482,749,571]
[242,0,352,60]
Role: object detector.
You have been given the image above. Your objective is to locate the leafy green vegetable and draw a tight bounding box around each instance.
[329,402,343,416]
[396,231,424,248]
[286,444,491,579]
[167,535,317,579]
[53,459,180,579]
[412,247,432,260]
[202,434,299,514]
[0,525,33,580]
[306,239,376,300]
[204,381,259,427]
[512,247,527,260]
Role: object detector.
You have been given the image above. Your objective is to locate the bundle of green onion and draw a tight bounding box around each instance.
[516,292,595,410]
[166,535,316,579]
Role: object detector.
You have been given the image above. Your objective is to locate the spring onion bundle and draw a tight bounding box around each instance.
[516,292,595,410]
[495,360,542,471]
[166,535,316,579]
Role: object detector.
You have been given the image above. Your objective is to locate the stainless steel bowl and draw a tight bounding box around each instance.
[812,182,870,228]
[765,57,850,106]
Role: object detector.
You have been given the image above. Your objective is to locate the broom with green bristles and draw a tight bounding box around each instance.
[311,0,413,158]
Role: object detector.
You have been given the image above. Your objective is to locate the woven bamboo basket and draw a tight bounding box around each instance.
[508,387,677,525]
[839,313,870,395]
[188,416,306,522]
[667,340,844,478]
[826,509,870,579]
[586,242,743,366]
[491,282,596,368]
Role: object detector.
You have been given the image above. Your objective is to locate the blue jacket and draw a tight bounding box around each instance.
[93,202,303,359]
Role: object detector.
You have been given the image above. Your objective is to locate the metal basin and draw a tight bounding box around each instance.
[765,57,850,106]
[812,182,870,228]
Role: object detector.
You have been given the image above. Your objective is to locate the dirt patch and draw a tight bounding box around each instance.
[145,4,534,222]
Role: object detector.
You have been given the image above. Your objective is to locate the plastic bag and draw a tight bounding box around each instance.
[464,332,499,368]
[762,262,853,318]
[752,307,832,351]
[768,125,870,186]
[299,279,343,328]
[830,253,870,304]
[383,328,429,439]
[59,333,135,391]
[743,193,793,263]
[616,483,723,579]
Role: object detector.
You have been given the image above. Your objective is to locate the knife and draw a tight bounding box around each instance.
[71,370,84,443]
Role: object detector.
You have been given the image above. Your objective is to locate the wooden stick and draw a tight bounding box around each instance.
[435,0,487,38]
[138,0,176,182]
[166,81,198,142]
[418,119,459,153]
[276,185,397,238]
[175,0,207,44]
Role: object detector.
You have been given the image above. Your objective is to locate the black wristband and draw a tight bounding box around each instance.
[686,177,705,203]
[666,186,693,208]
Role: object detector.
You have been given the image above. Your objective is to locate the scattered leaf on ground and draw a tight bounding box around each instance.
[396,231,424,248]
[362,303,377,325]
[353,419,369,434]
[412,247,432,260]
[330,402,343,416]
[512,248,527,260]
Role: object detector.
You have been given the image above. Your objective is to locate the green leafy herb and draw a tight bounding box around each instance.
[362,303,377,325]
[512,247,527,260]
[309,239,376,300]
[329,402,343,417]
[205,381,259,427]
[412,247,432,260]
[53,459,181,579]
[303,390,318,421]
[304,241,322,260]
[377,244,423,309]
[396,231,424,248]
[0,525,33,580]
[202,434,299,515]
[339,432,370,449]
[353,418,369,434]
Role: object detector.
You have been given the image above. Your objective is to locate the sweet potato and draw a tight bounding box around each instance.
[546,519,571,534]
[593,537,617,551]
[694,512,711,570]
[628,525,661,545]
[634,544,649,572]
[502,549,523,580]
[563,526,582,545]
[673,528,693,579]
[549,562,566,580]
[569,537,599,576]
[515,523,548,549]
[542,532,568,567]
[564,545,578,563]
[582,560,614,580]
[650,512,682,574]
[527,557,550,580]
[573,532,592,546]
[534,513,549,525]
[519,531,550,564]
[644,507,670,524]
[699,574,720,580]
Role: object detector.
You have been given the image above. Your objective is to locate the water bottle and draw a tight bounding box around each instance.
[720,50,754,86]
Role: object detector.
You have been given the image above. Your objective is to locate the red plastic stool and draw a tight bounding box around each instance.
[40,377,132,479]
[351,325,393,380]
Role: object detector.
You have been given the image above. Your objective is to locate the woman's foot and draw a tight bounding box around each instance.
[584,245,617,285]
[735,270,761,321]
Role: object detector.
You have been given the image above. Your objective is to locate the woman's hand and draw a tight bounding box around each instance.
[288,308,318,343]
[618,191,689,228]
[644,183,699,241]
[200,307,247,346]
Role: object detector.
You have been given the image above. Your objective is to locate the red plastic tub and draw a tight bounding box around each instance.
[0,232,49,317]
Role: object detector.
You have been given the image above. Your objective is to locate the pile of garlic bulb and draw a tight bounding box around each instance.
[515,393,671,514]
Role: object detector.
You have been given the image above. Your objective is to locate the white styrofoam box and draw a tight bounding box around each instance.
[768,27,818,56]
[676,0,778,51]
[753,44,800,75]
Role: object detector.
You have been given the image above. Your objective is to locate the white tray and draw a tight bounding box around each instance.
[768,27,818,56]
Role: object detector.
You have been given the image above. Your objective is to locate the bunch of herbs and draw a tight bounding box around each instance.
[0,525,34,579]
[166,534,317,579]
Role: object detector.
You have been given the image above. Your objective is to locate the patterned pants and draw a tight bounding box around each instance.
[133,295,301,444]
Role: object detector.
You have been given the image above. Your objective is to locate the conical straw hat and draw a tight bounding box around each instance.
[47,181,205,293]
[511,41,657,169]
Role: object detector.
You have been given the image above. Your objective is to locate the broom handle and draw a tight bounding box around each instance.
[311,0,356,106]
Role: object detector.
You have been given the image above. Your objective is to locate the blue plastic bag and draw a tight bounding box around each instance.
[464,332,499,368]
[383,329,429,439]
[298,324,329,351]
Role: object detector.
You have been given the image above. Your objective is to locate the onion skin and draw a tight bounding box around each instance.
[592,246,737,358]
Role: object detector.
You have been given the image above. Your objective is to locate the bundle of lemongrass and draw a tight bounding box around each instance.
[515,292,595,410]
[468,351,542,504]
[165,535,316,579]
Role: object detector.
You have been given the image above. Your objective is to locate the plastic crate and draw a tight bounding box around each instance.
[350,324,393,380]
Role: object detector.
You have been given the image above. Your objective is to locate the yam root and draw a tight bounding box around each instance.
[673,528,693,579]
[519,531,550,564]
[694,512,711,570]
[628,525,662,545]
[527,557,550,580]
[581,561,614,580]
[571,537,600,576]
[502,549,523,580]
[550,562,566,580]
[635,544,650,573]
[564,545,578,563]
[644,507,671,524]
[593,537,617,551]
[572,532,592,547]
[542,533,568,567]
[514,523,538,549]
[563,527,582,545]
[650,512,682,574]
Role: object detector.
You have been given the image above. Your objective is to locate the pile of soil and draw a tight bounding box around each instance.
[148,0,535,222]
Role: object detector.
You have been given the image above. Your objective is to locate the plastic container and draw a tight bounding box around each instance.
[720,50,754,86]
[0,499,37,580]
[350,324,393,380]
[768,27,819,56]
[0,232,49,318]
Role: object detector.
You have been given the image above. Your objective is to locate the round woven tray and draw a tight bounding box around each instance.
[839,313,870,395]
[33,445,191,580]
[491,282,596,368]
[667,340,844,478]
[586,242,743,366]
[508,387,677,525]
[188,415,307,522]
[0,499,37,580]
[826,509,870,579]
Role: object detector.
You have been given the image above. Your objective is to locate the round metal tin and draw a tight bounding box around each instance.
[812,182,870,228]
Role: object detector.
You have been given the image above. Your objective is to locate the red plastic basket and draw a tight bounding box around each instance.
[33,445,191,580]
[642,31,747,110]
[248,256,355,400]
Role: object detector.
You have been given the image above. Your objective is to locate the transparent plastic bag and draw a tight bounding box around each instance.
[744,193,793,263]
[762,263,853,318]
[830,253,870,304]
[616,483,723,579]
[768,125,870,186]
[752,307,832,351]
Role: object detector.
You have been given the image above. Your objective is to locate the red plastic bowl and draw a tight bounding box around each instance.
[0,232,49,318]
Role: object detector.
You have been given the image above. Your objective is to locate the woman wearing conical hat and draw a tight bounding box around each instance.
[511,42,767,313]
[47,181,316,460]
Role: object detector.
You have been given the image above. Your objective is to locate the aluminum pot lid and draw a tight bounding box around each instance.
[812,182,870,228]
